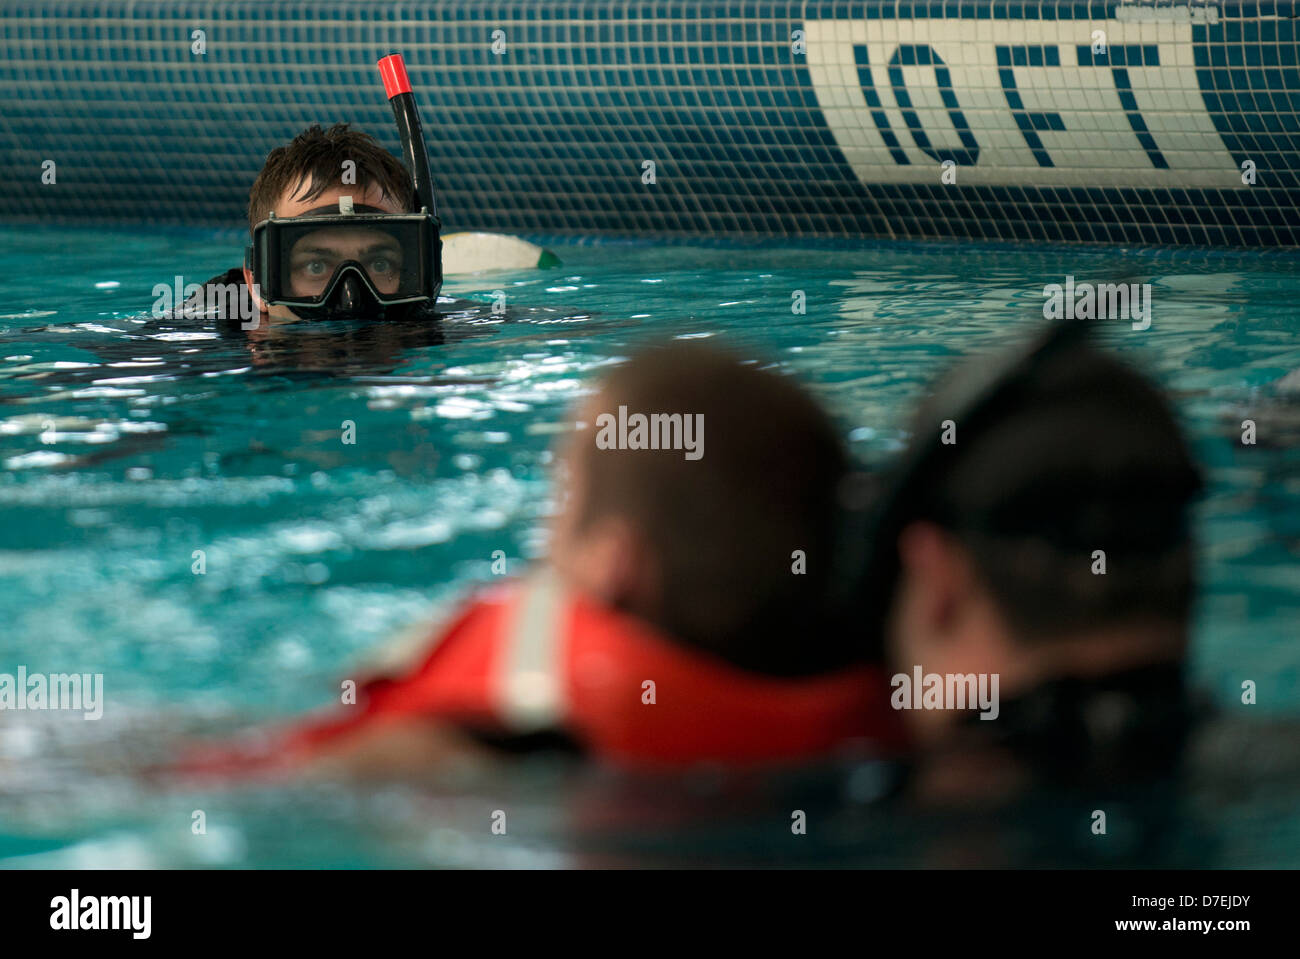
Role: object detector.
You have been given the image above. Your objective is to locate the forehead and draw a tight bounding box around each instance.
[275,178,403,218]
[288,226,402,253]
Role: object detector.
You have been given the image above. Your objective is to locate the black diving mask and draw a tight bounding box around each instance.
[246,200,441,321]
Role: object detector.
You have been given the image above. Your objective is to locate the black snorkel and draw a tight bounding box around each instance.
[379,53,444,310]
[379,54,439,224]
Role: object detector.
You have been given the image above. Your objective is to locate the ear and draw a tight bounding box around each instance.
[896,521,974,637]
[579,516,661,616]
[243,266,269,315]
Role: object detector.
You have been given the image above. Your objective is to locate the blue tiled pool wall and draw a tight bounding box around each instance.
[1,1,1297,246]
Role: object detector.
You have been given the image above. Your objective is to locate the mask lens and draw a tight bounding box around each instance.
[286,225,409,298]
[260,215,430,306]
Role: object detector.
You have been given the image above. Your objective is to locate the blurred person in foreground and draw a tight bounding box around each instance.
[174,342,904,781]
[857,320,1204,803]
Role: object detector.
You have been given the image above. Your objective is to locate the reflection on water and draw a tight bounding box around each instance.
[5,712,1299,867]
[0,225,1298,866]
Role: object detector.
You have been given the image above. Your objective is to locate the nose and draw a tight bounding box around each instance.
[336,272,364,310]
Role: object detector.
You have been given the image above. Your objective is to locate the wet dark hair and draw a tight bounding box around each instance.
[888,341,1202,644]
[247,123,414,231]
[572,342,852,677]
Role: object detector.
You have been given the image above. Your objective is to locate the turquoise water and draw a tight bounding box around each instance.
[0,224,1298,867]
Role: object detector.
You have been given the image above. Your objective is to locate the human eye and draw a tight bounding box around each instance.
[374,255,407,277]
[291,256,332,277]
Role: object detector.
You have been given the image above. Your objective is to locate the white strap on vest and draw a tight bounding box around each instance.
[494,568,568,732]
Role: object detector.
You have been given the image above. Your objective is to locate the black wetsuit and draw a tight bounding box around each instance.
[193,268,254,335]
[204,267,245,289]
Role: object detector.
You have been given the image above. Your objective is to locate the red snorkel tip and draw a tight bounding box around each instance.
[377,54,412,99]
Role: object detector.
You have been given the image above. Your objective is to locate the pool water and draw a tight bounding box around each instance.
[0,224,1298,867]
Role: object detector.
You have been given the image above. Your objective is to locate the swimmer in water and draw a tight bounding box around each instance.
[183,55,445,330]
[173,342,899,782]
[856,320,1204,801]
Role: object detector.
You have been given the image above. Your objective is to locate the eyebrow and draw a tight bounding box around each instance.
[294,242,402,257]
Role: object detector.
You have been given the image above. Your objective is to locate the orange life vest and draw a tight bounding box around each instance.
[182,572,903,774]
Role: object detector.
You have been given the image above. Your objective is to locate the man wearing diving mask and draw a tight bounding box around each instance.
[193,54,444,328]
[245,196,439,323]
